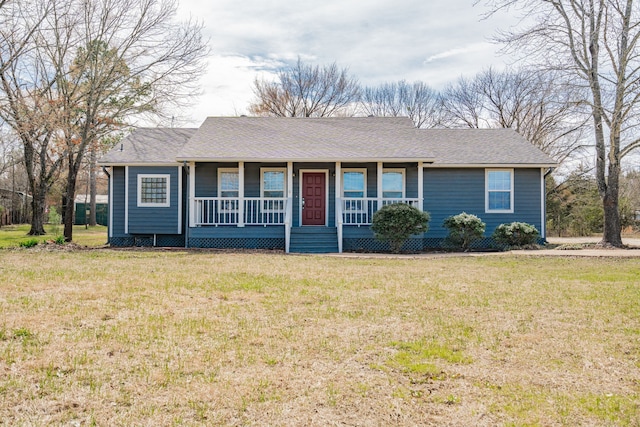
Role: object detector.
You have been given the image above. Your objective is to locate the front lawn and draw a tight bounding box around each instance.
[0,251,638,425]
[0,224,107,248]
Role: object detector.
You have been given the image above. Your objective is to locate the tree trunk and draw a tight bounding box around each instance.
[63,165,79,242]
[602,192,623,247]
[28,186,46,235]
[89,145,97,226]
[600,159,623,247]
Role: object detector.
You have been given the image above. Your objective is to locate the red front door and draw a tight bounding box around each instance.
[302,172,326,225]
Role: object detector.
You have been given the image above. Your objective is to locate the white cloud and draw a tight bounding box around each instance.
[175,0,521,118]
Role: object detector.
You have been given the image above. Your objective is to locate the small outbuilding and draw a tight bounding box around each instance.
[74,195,109,226]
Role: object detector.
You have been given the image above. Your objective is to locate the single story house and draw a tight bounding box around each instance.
[99,116,556,252]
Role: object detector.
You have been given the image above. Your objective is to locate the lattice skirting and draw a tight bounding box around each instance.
[343,238,425,253]
[109,235,185,247]
[109,236,135,247]
[188,237,285,250]
[344,236,546,252]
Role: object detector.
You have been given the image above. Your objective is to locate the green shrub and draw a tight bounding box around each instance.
[19,238,39,248]
[442,212,486,251]
[492,222,539,248]
[371,203,430,253]
[54,235,65,245]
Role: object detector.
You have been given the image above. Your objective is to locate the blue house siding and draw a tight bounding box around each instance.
[194,162,287,198]
[111,167,126,238]
[340,162,419,198]
[423,168,543,238]
[109,162,545,250]
[127,166,181,235]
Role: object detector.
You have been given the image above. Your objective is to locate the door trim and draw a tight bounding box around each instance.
[299,169,329,227]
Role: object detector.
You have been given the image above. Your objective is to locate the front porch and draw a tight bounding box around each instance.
[186,161,426,253]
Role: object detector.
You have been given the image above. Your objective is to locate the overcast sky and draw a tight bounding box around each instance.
[174,0,519,125]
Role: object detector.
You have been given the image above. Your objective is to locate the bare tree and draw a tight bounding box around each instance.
[1,0,207,239]
[479,0,640,246]
[249,58,360,117]
[441,67,588,164]
[359,80,441,128]
[0,0,63,234]
[56,0,207,242]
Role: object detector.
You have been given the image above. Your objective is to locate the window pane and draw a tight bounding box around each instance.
[343,172,365,194]
[383,171,403,199]
[220,171,239,197]
[263,171,284,198]
[383,191,403,199]
[489,191,511,210]
[264,190,283,198]
[488,171,511,191]
[220,171,239,191]
[141,177,167,204]
[263,171,284,191]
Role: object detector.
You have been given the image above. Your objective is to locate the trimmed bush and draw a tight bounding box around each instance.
[442,212,486,251]
[371,203,430,253]
[492,222,539,248]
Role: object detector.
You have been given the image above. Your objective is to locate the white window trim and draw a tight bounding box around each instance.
[382,168,406,199]
[260,167,287,198]
[218,167,239,197]
[218,168,239,212]
[260,167,287,212]
[137,174,170,208]
[485,168,514,213]
[342,168,367,198]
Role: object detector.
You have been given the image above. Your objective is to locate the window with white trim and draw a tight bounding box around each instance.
[218,168,239,197]
[342,169,367,212]
[261,168,286,211]
[218,168,239,211]
[486,169,514,213]
[137,174,170,207]
[342,169,366,198]
[382,169,405,199]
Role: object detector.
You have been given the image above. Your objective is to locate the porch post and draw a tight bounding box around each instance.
[287,162,293,199]
[124,166,129,234]
[335,162,342,253]
[238,161,245,227]
[377,161,383,211]
[286,161,293,253]
[189,162,195,227]
[418,161,424,210]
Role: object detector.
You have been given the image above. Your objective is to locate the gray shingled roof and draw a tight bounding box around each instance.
[99,117,556,166]
[99,128,197,165]
[416,128,556,166]
[175,116,436,162]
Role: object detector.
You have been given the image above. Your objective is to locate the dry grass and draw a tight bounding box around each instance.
[1,250,639,426]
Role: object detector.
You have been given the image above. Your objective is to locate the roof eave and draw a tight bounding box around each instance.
[98,162,182,167]
[426,163,558,168]
[175,157,438,163]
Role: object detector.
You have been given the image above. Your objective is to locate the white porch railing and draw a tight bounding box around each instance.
[340,198,421,225]
[193,197,287,226]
